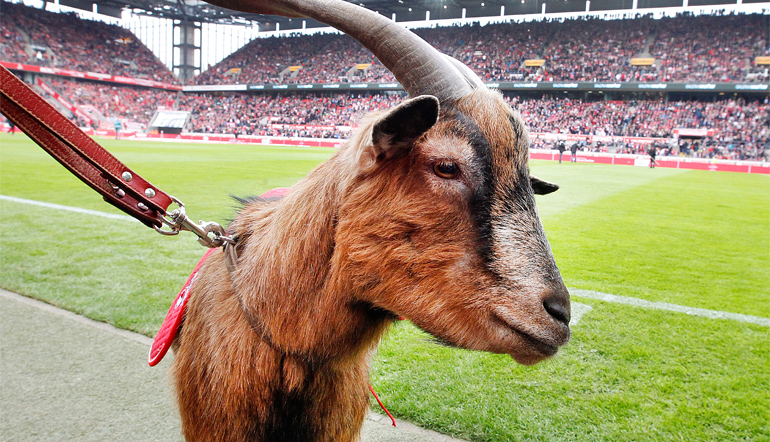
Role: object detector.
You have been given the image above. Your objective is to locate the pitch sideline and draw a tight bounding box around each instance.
[571,289,770,327]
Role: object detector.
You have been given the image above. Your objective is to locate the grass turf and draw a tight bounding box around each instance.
[1,133,768,441]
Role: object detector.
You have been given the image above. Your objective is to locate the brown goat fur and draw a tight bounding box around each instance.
[172,89,570,441]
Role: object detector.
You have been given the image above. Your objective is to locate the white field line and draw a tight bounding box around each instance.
[571,289,770,327]
[570,302,593,326]
[2,195,767,327]
[0,194,138,222]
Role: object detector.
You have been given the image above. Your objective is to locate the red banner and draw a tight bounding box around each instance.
[2,61,181,91]
[529,149,769,174]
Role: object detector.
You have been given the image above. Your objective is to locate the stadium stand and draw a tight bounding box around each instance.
[176,92,403,137]
[41,77,178,128]
[1,2,767,162]
[511,97,769,160]
[194,32,393,85]
[650,14,768,83]
[26,75,768,161]
[195,12,768,85]
[0,1,176,83]
[3,2,765,85]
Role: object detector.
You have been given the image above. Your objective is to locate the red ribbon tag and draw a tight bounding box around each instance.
[148,247,216,366]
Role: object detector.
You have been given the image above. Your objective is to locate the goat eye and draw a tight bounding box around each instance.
[433,161,460,179]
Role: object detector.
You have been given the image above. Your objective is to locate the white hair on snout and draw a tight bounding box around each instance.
[489,204,558,283]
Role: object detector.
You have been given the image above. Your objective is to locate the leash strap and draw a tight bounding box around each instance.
[0,65,171,228]
[0,66,231,247]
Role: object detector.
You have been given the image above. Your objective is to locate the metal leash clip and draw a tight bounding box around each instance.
[155,196,234,248]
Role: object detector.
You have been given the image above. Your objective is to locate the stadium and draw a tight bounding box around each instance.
[0,0,768,440]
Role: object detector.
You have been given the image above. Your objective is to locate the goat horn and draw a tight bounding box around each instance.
[204,0,484,102]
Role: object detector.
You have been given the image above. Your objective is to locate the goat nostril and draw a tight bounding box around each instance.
[543,296,571,325]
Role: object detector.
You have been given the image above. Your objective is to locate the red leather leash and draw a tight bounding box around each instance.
[0,65,171,228]
[0,65,230,247]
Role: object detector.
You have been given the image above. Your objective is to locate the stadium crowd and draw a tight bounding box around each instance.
[650,14,767,83]
[42,77,178,123]
[0,1,176,83]
[194,32,390,85]
[2,2,767,161]
[175,92,403,138]
[32,75,768,160]
[2,2,767,85]
[197,12,768,86]
[512,96,769,160]
[2,2,766,85]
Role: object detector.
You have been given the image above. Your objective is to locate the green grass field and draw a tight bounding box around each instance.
[1,133,768,441]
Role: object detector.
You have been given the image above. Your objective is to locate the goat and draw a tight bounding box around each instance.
[171,1,571,441]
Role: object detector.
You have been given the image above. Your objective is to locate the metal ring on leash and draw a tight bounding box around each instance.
[154,196,234,248]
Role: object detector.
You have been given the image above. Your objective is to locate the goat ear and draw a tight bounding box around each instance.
[370,95,440,160]
[531,175,559,195]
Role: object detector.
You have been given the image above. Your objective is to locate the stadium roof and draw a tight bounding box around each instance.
[64,0,494,23]
[73,0,748,27]
[83,0,559,25]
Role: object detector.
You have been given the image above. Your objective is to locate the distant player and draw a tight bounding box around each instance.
[648,146,657,168]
